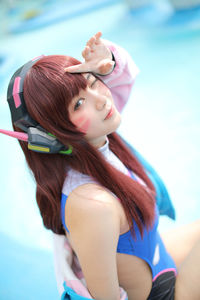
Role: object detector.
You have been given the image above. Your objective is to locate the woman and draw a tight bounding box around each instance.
[4,32,200,300]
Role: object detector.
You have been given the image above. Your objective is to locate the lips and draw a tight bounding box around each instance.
[105,105,114,120]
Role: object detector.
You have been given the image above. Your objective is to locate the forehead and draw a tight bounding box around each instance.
[68,74,89,105]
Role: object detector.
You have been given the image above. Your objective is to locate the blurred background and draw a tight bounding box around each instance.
[0,0,200,299]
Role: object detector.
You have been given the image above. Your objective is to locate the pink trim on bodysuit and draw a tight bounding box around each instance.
[153,268,177,282]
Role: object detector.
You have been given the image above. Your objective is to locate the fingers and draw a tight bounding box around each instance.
[81,32,102,61]
[86,31,102,50]
[94,31,102,42]
[86,36,96,51]
[82,46,91,60]
[65,32,104,74]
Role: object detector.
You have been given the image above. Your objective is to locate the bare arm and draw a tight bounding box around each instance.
[65,184,121,300]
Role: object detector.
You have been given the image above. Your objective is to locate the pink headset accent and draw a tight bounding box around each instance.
[13,76,21,108]
[12,55,44,109]
[0,129,28,141]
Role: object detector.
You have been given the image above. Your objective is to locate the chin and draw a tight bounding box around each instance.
[108,119,121,135]
[113,112,122,129]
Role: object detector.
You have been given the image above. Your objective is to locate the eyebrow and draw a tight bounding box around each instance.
[86,73,91,80]
[85,73,97,87]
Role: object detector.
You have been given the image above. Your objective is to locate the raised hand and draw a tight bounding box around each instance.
[65,32,115,76]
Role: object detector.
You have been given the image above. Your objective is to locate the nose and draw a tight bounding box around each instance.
[95,96,107,111]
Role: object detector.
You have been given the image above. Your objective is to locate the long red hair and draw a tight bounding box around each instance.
[14,55,156,236]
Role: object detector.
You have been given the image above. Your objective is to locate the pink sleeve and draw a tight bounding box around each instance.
[98,39,140,113]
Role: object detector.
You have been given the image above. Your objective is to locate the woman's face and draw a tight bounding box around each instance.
[68,73,121,148]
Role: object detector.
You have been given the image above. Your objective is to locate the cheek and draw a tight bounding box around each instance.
[73,116,91,133]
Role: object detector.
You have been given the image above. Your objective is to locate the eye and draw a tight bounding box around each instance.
[74,98,84,111]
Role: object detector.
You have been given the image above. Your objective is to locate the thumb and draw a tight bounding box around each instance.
[64,63,89,73]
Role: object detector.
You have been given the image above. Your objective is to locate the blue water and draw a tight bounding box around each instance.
[0,1,200,299]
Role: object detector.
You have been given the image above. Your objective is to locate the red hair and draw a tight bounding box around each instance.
[15,55,156,236]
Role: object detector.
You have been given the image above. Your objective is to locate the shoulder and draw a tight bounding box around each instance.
[65,184,121,300]
[65,183,121,236]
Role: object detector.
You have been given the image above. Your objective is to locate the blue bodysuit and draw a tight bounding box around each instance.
[61,139,177,299]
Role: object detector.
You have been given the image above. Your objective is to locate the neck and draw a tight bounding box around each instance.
[88,135,107,149]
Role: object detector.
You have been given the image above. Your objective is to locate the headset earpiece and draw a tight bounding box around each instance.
[6,56,72,155]
[27,127,72,154]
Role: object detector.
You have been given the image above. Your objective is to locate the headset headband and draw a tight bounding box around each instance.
[4,56,72,155]
[7,56,43,132]
[7,56,42,132]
